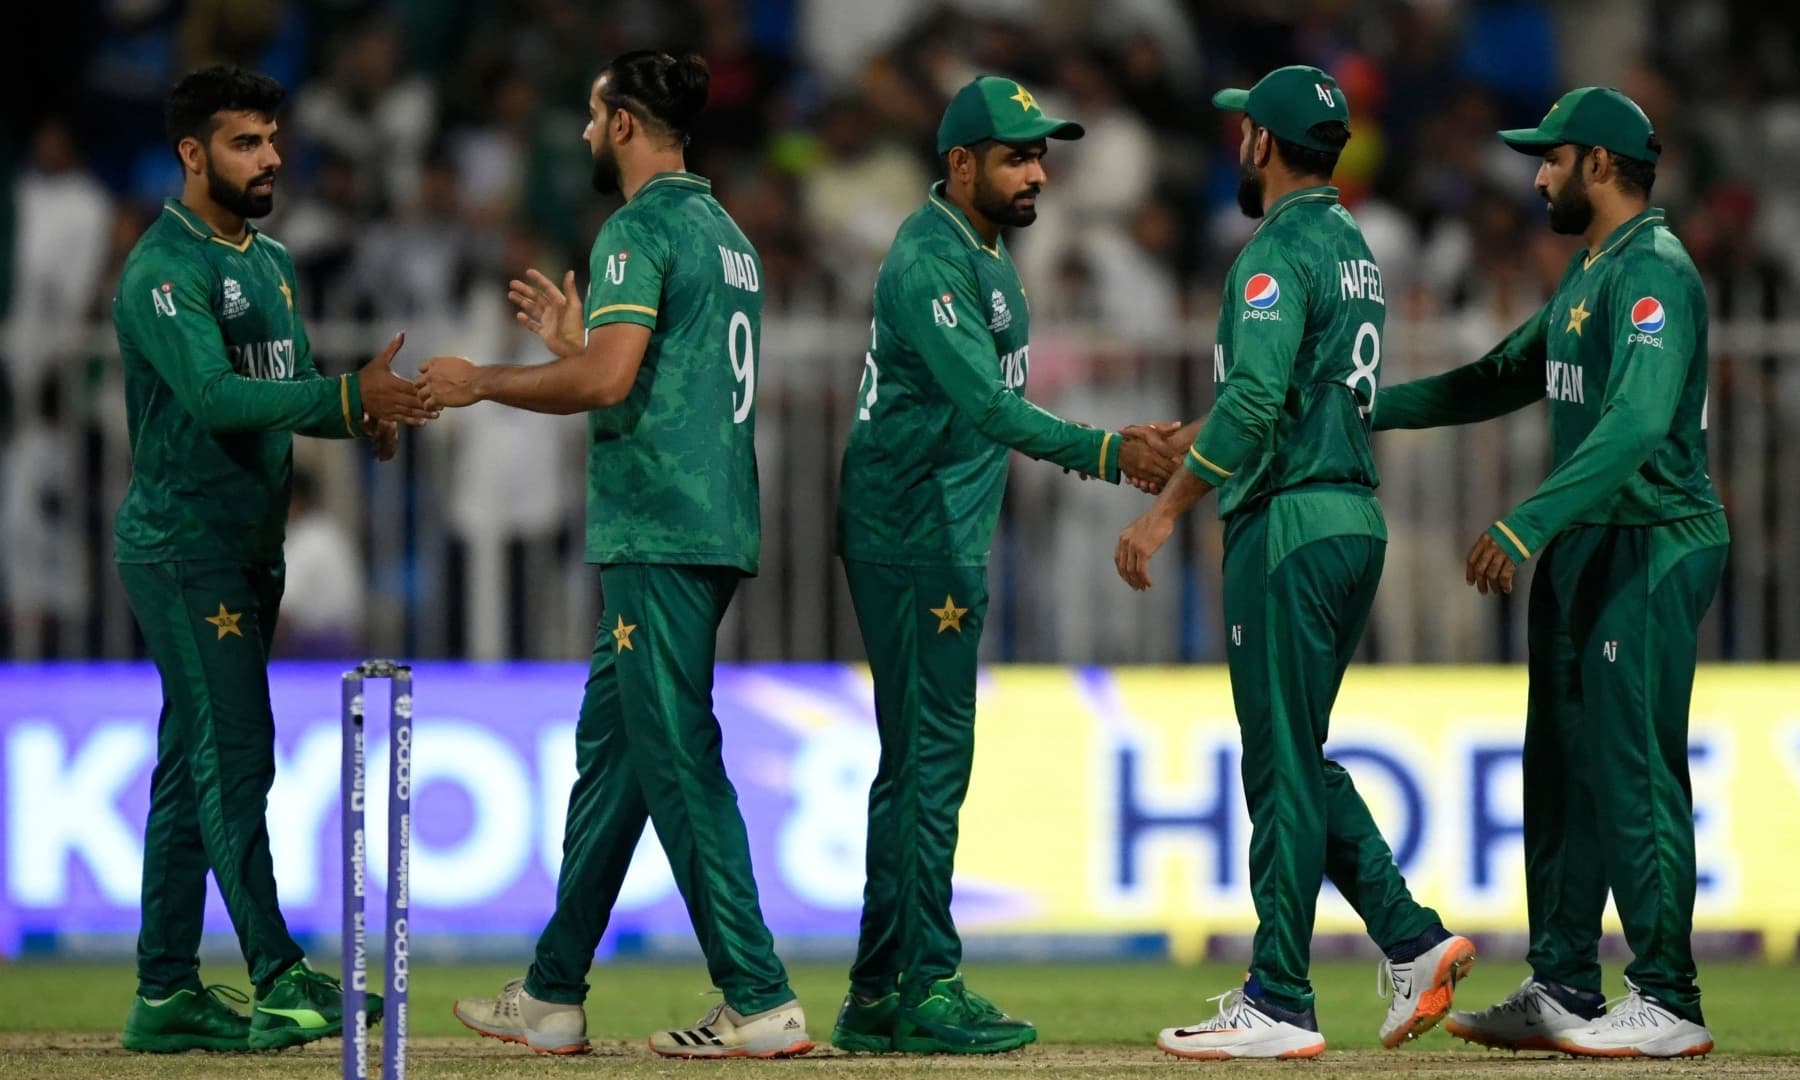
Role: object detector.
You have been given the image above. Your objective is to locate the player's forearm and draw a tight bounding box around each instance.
[1149,457,1214,522]
[1491,406,1666,560]
[473,355,624,414]
[974,393,1121,481]
[1187,389,1275,480]
[191,371,360,435]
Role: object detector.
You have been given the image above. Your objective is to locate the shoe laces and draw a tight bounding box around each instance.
[692,1000,730,1029]
[1192,988,1249,1032]
[945,977,1005,1021]
[1376,958,1412,1001]
[1478,978,1543,1018]
[497,978,525,1016]
[201,984,251,1017]
[1599,982,1665,1030]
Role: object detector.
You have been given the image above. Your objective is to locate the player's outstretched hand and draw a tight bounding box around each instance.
[359,332,437,427]
[362,414,399,461]
[418,355,482,409]
[509,268,585,358]
[1119,434,1176,494]
[1115,509,1175,591]
[1466,532,1517,595]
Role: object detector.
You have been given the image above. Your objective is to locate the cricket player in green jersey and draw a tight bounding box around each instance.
[1376,88,1725,1060]
[114,67,433,1054]
[424,52,810,1059]
[830,76,1179,1057]
[1113,66,1474,1060]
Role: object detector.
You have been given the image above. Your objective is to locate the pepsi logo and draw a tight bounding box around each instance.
[1631,297,1666,333]
[1244,273,1280,310]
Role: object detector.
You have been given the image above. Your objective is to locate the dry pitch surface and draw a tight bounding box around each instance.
[4,960,1796,1078]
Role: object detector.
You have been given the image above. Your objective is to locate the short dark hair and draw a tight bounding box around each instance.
[598,51,710,147]
[1265,120,1349,181]
[941,137,1000,176]
[164,66,285,159]
[1572,142,1658,197]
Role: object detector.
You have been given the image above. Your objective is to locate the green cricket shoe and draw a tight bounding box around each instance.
[831,991,899,1053]
[893,975,1037,1054]
[122,985,253,1052]
[248,962,384,1050]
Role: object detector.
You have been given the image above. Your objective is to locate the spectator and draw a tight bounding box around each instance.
[276,470,365,659]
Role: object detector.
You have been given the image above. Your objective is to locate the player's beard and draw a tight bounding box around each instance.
[1235,149,1265,219]
[591,139,622,195]
[1544,168,1594,235]
[973,168,1039,228]
[206,158,275,219]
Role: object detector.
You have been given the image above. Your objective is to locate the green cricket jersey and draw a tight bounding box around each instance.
[1187,187,1388,532]
[582,172,761,574]
[1375,207,1726,561]
[113,199,363,564]
[837,182,1122,567]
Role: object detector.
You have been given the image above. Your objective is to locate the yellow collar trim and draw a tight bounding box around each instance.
[162,202,255,251]
[929,192,1001,258]
[1583,211,1665,270]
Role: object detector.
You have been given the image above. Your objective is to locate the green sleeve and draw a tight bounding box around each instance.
[1489,267,1697,561]
[585,214,666,331]
[1187,249,1306,481]
[897,255,1119,482]
[118,254,359,436]
[1372,307,1549,431]
[290,282,365,440]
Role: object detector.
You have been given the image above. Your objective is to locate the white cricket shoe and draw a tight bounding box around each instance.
[1378,934,1477,1047]
[1554,981,1714,1058]
[1444,976,1598,1051]
[453,977,589,1055]
[1156,988,1326,1060]
[649,999,813,1059]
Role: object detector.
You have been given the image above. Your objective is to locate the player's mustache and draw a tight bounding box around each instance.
[249,171,277,187]
[1014,186,1041,201]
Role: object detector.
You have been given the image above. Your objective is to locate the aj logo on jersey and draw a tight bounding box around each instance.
[1627,296,1666,348]
[932,292,958,328]
[151,282,178,318]
[604,251,629,286]
[1243,273,1281,320]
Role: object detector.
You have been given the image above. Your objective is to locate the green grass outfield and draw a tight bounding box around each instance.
[3,960,1797,1078]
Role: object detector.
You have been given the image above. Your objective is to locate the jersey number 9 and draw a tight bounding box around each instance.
[728,310,755,424]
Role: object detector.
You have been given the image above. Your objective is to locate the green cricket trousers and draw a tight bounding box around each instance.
[1522,517,1727,1022]
[841,559,988,1005]
[118,559,305,1000]
[525,564,794,1015]
[1221,494,1441,1013]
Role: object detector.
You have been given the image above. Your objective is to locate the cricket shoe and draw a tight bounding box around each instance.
[1445,976,1603,1051]
[831,990,899,1053]
[1156,985,1326,1060]
[453,977,589,1055]
[1378,932,1477,1047]
[1553,980,1714,1058]
[122,984,252,1052]
[649,999,813,1058]
[893,975,1037,1054]
[248,961,383,1050]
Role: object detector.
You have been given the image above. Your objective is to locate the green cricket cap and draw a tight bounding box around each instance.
[1498,86,1660,162]
[936,76,1085,154]
[1211,65,1351,152]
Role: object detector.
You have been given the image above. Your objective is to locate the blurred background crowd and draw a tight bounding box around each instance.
[2,0,1797,664]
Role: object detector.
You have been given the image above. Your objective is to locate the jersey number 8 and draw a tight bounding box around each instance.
[1347,321,1380,418]
[728,310,755,424]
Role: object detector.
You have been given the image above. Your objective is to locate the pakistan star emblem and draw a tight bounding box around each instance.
[611,614,638,651]
[1565,297,1591,335]
[205,603,244,640]
[930,595,969,634]
[1009,84,1037,112]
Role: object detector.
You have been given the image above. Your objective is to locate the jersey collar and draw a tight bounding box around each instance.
[927,182,1002,258]
[1582,206,1666,270]
[634,172,712,199]
[161,198,257,252]
[1254,185,1340,234]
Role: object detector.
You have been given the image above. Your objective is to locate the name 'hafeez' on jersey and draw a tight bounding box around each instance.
[1186,186,1386,518]
[580,172,763,575]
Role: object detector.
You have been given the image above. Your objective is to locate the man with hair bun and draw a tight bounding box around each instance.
[432,50,811,1059]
